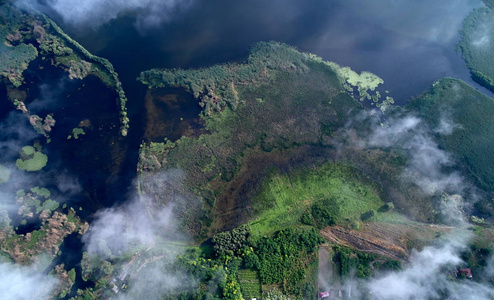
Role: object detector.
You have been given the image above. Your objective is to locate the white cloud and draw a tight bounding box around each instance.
[24,0,195,30]
[0,262,58,300]
[367,230,494,300]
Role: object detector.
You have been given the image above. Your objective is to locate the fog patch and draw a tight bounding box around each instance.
[26,77,69,115]
[470,22,492,49]
[82,171,199,298]
[19,0,195,31]
[0,111,38,161]
[366,230,494,300]
[0,262,58,300]
[83,196,182,258]
[367,114,464,195]
[342,0,482,44]
[435,115,463,135]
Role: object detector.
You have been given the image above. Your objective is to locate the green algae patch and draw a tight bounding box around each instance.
[36,199,59,213]
[16,146,48,172]
[68,127,86,139]
[30,186,51,198]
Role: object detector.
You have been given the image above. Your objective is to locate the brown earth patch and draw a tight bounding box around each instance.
[320,222,453,261]
[210,145,334,233]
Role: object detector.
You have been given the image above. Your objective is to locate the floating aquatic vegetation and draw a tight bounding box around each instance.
[15,146,48,172]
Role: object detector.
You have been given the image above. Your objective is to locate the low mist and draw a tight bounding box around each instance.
[366,230,494,300]
[0,262,58,300]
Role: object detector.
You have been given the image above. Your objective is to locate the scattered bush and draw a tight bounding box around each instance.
[361,209,376,221]
[311,197,341,229]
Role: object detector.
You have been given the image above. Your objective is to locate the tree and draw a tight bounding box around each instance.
[212,224,250,256]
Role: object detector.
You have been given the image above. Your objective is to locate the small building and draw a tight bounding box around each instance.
[318,291,330,299]
[458,268,473,279]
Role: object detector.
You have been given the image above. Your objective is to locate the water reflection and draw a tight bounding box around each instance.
[40,0,485,102]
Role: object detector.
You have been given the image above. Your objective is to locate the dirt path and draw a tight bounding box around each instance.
[318,246,332,291]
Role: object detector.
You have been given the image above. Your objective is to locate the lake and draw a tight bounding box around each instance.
[49,0,486,103]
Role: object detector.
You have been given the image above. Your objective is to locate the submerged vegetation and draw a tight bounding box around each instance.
[0,165,11,184]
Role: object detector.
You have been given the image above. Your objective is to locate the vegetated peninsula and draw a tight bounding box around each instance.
[459,0,494,94]
[127,42,494,299]
[408,78,494,196]
[0,2,129,135]
[138,41,381,236]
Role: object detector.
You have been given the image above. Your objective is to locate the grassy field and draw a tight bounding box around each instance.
[459,4,494,92]
[249,163,383,236]
[407,78,494,193]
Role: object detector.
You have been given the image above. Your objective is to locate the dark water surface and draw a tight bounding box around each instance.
[48,0,487,102]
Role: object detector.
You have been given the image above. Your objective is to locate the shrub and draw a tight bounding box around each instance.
[212,224,250,256]
[311,197,340,229]
[361,209,376,221]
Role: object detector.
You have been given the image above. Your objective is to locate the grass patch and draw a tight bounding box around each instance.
[250,163,383,236]
[371,211,415,224]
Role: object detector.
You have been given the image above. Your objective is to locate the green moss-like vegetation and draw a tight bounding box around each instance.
[68,268,76,282]
[459,5,494,92]
[38,33,73,56]
[250,163,383,236]
[0,43,38,87]
[407,78,494,192]
[20,145,35,155]
[69,127,86,139]
[30,186,50,198]
[0,164,11,184]
[36,199,59,213]
[16,146,48,172]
